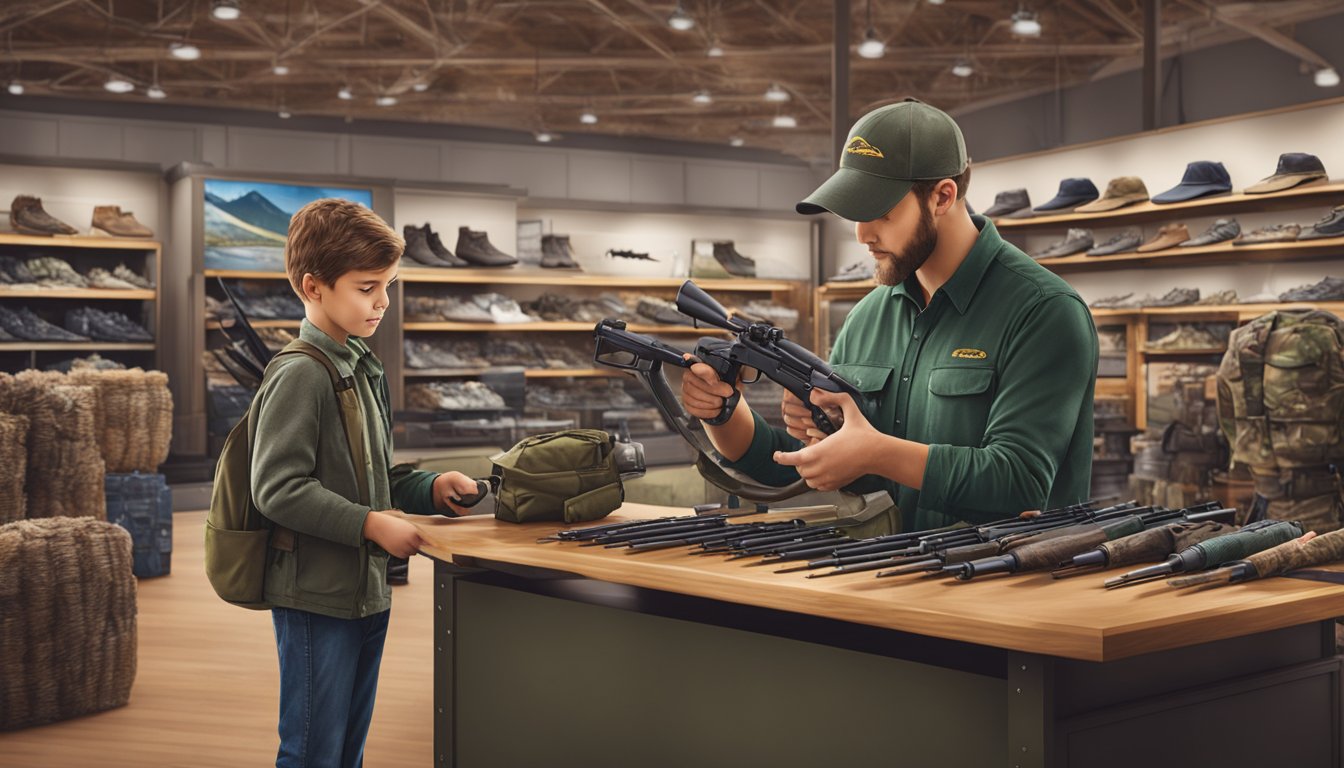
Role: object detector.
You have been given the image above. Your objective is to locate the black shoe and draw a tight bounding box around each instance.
[403,224,457,268]
[712,241,757,277]
[427,226,468,266]
[387,556,409,585]
[540,234,581,269]
[455,227,518,267]
[1086,229,1141,257]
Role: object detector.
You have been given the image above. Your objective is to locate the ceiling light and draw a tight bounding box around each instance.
[375,95,397,107]
[707,43,724,58]
[764,83,790,102]
[337,86,353,100]
[104,76,134,94]
[412,81,430,92]
[1315,67,1340,88]
[692,89,713,105]
[1010,9,1041,37]
[580,110,598,125]
[729,137,745,147]
[926,0,945,5]
[772,115,797,128]
[857,28,886,59]
[667,2,695,31]
[146,85,167,99]
[211,0,241,21]
[6,81,23,96]
[272,63,290,76]
[169,42,201,60]
[535,131,555,143]
[951,59,974,78]
[278,107,291,119]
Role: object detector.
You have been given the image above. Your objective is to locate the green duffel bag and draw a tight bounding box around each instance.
[491,429,644,524]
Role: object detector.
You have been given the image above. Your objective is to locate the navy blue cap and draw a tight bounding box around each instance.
[1152,161,1232,204]
[1033,177,1100,211]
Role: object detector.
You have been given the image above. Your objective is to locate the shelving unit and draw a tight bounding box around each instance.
[404,368,623,379]
[402,321,727,333]
[0,232,161,373]
[1034,235,1344,273]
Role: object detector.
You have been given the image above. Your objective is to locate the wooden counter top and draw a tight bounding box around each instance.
[410,503,1344,663]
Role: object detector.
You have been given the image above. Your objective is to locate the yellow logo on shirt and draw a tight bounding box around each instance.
[844,136,884,158]
[952,348,987,360]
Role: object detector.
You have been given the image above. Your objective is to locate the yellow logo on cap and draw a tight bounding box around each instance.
[952,348,987,360]
[845,136,884,159]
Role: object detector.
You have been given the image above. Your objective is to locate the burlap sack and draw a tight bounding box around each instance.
[0,414,28,524]
[7,372,105,520]
[0,517,137,730]
[68,369,173,473]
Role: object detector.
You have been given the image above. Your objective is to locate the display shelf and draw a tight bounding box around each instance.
[993,181,1344,231]
[403,321,727,333]
[203,269,289,280]
[818,280,877,296]
[398,267,798,292]
[205,319,301,330]
[0,232,162,250]
[1142,301,1344,319]
[0,341,155,351]
[1141,347,1227,357]
[405,368,623,379]
[1035,235,1344,273]
[0,287,156,300]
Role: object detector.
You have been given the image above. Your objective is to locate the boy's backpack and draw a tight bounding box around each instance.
[204,339,369,609]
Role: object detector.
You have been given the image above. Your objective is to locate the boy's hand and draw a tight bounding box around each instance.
[433,471,484,515]
[363,511,424,558]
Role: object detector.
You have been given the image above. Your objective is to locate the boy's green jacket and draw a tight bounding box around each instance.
[251,320,440,619]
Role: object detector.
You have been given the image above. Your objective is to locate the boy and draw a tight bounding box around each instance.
[250,198,480,767]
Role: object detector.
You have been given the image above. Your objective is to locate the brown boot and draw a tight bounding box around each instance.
[91,205,153,238]
[9,195,78,236]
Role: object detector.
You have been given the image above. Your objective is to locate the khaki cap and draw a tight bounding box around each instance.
[1075,176,1149,213]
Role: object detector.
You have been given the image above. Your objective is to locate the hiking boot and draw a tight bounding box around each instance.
[712,241,757,277]
[456,227,517,267]
[112,263,154,289]
[1144,287,1200,307]
[1086,229,1142,257]
[438,296,494,323]
[1181,218,1240,247]
[86,267,140,291]
[828,261,874,282]
[1195,289,1238,305]
[540,234,581,269]
[1279,276,1344,302]
[9,195,77,236]
[1300,205,1344,241]
[635,296,690,326]
[403,224,457,267]
[1148,325,1223,350]
[1032,228,1093,259]
[1090,293,1139,309]
[1234,223,1299,246]
[427,226,468,266]
[91,205,153,238]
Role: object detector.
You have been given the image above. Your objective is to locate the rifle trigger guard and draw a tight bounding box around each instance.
[705,387,741,426]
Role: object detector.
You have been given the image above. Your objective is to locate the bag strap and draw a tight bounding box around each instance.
[263,339,372,507]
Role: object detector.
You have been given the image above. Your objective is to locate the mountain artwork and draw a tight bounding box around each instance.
[203,179,374,272]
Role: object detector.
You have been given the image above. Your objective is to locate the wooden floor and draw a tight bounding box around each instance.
[0,511,434,767]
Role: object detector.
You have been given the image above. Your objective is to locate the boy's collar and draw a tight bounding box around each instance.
[299,319,380,378]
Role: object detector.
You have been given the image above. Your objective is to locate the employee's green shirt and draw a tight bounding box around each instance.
[727,215,1098,531]
[251,320,440,619]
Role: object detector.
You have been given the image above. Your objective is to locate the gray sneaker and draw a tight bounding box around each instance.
[828,261,874,282]
[0,306,89,341]
[1278,276,1344,302]
[1144,287,1201,307]
[65,306,152,342]
[1033,228,1093,259]
[1090,293,1139,309]
[86,267,140,290]
[635,296,690,326]
[1181,218,1240,247]
[1298,205,1344,241]
[25,256,86,287]
[1086,229,1142,257]
[440,296,494,323]
[112,263,154,289]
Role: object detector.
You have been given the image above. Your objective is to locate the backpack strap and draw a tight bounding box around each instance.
[266,339,372,508]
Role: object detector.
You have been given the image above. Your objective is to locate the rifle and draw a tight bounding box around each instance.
[1104,519,1306,588]
[675,280,864,434]
[1167,527,1343,589]
[1051,520,1238,578]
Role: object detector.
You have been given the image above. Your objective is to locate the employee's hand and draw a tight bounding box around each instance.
[781,390,844,445]
[363,511,425,558]
[433,471,483,515]
[773,390,877,492]
[680,353,736,421]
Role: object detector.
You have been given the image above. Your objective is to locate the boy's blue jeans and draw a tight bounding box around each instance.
[272,607,391,768]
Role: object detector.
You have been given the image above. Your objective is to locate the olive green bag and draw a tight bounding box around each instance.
[491,429,635,524]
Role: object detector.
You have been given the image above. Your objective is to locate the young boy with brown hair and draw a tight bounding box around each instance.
[249,197,479,767]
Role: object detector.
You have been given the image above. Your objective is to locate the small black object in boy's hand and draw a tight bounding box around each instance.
[450,479,491,508]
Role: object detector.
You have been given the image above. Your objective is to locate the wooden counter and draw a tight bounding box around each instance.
[412,502,1344,663]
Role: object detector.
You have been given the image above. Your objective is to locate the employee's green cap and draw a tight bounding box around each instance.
[797,98,968,222]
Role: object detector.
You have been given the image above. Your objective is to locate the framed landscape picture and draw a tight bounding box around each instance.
[203,178,374,272]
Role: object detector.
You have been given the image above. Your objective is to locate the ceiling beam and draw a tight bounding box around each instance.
[1185,0,1334,70]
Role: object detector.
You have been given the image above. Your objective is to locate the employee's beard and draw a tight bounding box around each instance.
[874,203,938,287]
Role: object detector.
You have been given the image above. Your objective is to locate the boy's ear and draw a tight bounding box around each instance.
[301,273,324,302]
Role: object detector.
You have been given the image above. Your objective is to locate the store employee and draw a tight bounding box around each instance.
[681,99,1098,531]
